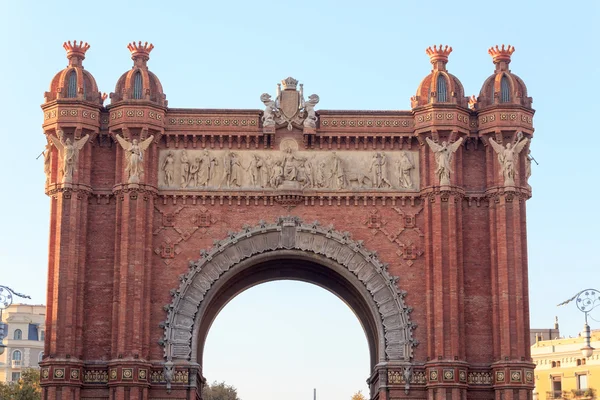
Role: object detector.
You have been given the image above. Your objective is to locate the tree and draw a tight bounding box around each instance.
[0,368,42,400]
[202,380,240,400]
[351,390,366,400]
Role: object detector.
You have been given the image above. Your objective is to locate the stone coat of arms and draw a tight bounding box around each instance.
[261,77,319,130]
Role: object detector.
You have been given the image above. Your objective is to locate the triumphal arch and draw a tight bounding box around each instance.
[40,41,536,400]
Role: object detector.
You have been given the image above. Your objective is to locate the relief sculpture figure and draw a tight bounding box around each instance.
[162,150,175,186]
[316,160,329,188]
[199,149,217,187]
[220,152,242,188]
[425,137,464,186]
[230,153,242,187]
[396,151,414,189]
[180,150,190,188]
[282,147,306,181]
[330,152,346,189]
[115,134,154,184]
[246,154,264,187]
[270,160,284,188]
[489,132,529,186]
[189,157,201,187]
[48,129,90,183]
[369,152,392,188]
[300,157,315,189]
[264,155,274,187]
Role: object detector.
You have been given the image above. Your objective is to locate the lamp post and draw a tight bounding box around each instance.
[558,288,599,358]
[0,285,32,355]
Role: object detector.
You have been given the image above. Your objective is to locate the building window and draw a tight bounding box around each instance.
[436,75,447,102]
[11,372,21,382]
[14,329,22,340]
[133,71,143,99]
[40,331,45,341]
[578,374,588,390]
[67,70,77,98]
[12,349,22,366]
[500,75,510,103]
[38,352,44,363]
[550,376,562,399]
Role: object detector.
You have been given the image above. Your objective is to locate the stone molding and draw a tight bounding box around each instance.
[162,216,417,364]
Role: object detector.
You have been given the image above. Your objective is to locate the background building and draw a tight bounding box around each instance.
[531,329,600,399]
[0,304,46,382]
[531,317,561,346]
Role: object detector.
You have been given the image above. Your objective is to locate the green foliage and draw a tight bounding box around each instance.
[0,368,41,400]
[202,380,241,400]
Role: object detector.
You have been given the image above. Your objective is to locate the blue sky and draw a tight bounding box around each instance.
[0,1,599,399]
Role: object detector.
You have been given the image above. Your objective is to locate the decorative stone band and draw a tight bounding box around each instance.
[162,216,417,363]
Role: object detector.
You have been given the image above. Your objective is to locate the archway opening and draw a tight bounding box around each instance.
[204,280,370,400]
[193,254,382,372]
[165,219,416,400]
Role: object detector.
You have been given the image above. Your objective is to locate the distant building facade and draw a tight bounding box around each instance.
[531,330,600,399]
[0,304,46,382]
[531,317,561,346]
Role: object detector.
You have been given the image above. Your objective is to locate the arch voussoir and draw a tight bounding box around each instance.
[162,216,417,364]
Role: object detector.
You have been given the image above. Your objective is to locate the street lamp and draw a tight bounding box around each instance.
[0,285,32,355]
[558,288,599,358]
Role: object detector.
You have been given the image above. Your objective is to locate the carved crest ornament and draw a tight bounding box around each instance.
[261,77,319,130]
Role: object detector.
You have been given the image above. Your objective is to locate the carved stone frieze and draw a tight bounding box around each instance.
[162,217,417,363]
[467,371,493,385]
[158,145,420,192]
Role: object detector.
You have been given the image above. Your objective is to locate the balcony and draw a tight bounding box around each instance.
[11,360,22,369]
[545,389,597,399]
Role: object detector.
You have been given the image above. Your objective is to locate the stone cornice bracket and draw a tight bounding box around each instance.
[46,183,93,199]
[420,186,466,204]
[485,186,531,202]
[161,217,418,364]
[112,183,159,200]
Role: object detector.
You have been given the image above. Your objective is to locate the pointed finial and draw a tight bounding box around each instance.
[488,44,515,64]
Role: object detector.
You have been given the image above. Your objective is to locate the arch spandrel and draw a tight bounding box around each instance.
[162,216,417,365]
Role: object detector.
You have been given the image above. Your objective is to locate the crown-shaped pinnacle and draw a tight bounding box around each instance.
[127,41,154,59]
[425,44,453,64]
[281,77,298,90]
[63,40,90,60]
[488,44,515,63]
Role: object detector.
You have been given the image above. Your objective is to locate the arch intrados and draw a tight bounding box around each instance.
[164,218,416,370]
[195,250,381,369]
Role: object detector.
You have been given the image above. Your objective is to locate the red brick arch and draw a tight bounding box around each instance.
[163,216,417,377]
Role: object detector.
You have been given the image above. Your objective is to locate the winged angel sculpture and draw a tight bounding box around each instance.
[115,134,155,183]
[425,137,464,186]
[489,132,529,186]
[48,130,89,183]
